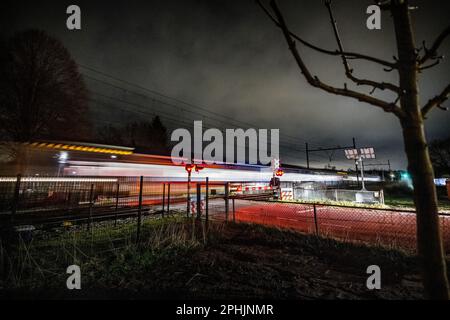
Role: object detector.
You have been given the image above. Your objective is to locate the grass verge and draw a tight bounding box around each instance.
[1,216,444,299]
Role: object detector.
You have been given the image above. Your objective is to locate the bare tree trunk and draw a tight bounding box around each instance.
[401,120,449,299]
[392,1,449,299]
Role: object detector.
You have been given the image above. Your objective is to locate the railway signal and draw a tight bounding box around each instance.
[185,163,195,173]
[270,158,283,199]
[185,164,204,173]
[185,163,205,216]
[185,163,194,216]
[271,158,280,171]
[194,165,204,172]
[269,177,280,187]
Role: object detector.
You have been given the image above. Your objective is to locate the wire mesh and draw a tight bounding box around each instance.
[1,176,449,254]
[231,199,450,254]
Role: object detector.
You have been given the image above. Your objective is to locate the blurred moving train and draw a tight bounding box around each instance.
[0,141,381,185]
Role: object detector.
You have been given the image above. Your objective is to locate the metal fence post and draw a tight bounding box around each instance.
[196,183,201,220]
[162,183,166,217]
[114,183,120,227]
[187,171,191,217]
[167,183,171,215]
[11,174,22,223]
[88,183,94,231]
[205,178,209,222]
[232,198,235,222]
[136,176,144,244]
[313,204,319,236]
[66,188,72,214]
[225,182,229,221]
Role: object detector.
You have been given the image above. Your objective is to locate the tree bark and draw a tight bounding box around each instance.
[392,0,449,299]
[401,120,449,299]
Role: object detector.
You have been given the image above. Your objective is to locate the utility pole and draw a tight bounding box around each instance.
[357,156,366,191]
[305,142,310,169]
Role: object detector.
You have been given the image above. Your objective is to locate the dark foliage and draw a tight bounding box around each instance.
[429,137,450,176]
[98,116,169,155]
[0,29,90,143]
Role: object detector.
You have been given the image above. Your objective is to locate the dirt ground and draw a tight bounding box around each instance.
[140,223,425,300]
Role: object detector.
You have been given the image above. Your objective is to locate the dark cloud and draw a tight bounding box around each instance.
[2,0,450,169]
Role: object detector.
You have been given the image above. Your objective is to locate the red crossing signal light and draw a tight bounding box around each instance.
[185,164,205,173]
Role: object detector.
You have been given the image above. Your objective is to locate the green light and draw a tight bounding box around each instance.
[401,171,411,180]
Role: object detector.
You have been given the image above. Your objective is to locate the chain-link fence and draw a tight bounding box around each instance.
[0,176,184,226]
[1,175,449,254]
[228,199,450,253]
[0,175,232,242]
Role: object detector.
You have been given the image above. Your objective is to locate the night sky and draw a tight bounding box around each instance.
[2,0,450,170]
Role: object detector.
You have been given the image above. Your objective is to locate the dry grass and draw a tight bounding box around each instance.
[0,217,433,299]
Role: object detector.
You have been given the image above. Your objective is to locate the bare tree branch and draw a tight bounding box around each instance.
[418,25,450,65]
[419,57,443,72]
[422,84,450,117]
[255,0,398,70]
[324,0,400,95]
[375,1,391,11]
[266,0,405,119]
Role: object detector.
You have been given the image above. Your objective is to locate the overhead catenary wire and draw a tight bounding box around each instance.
[79,64,328,148]
[80,64,356,164]
[89,96,311,161]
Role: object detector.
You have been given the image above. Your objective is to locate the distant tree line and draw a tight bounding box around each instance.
[98,116,169,155]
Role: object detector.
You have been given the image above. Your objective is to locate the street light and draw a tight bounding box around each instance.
[344,147,376,191]
[360,147,376,159]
